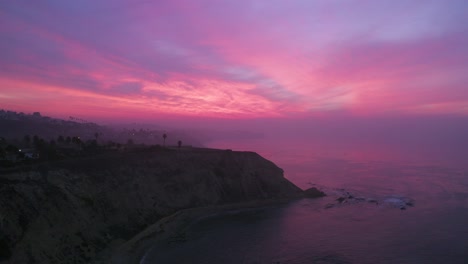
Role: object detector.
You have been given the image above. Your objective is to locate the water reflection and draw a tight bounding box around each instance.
[208,138,468,189]
[142,139,468,263]
[143,194,468,263]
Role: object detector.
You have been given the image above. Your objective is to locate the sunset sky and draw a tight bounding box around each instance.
[1,0,467,122]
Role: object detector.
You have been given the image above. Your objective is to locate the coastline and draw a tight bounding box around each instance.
[105,198,302,264]
[1,146,320,263]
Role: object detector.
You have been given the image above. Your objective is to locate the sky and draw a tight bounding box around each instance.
[1,1,468,134]
[2,0,468,176]
[1,0,467,119]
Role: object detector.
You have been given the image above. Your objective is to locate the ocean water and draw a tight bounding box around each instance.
[142,139,468,264]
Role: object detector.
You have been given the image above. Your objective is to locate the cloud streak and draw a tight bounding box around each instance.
[1,0,467,120]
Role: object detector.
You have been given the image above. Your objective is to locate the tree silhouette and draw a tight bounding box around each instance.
[0,147,5,159]
[5,144,18,153]
[178,140,182,148]
[33,135,39,146]
[23,135,31,147]
[86,139,98,152]
[72,137,82,148]
[162,133,167,147]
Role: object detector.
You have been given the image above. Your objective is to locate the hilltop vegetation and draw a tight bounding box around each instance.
[0,109,201,145]
[0,146,312,263]
[0,109,202,168]
[0,109,326,264]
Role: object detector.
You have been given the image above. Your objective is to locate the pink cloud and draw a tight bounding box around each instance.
[1,0,467,120]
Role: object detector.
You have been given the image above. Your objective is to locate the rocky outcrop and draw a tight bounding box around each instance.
[0,148,306,263]
[303,187,326,198]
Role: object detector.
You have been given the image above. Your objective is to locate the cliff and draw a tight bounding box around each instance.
[0,148,308,263]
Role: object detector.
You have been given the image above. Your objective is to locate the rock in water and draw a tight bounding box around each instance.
[303,187,326,198]
[0,148,305,264]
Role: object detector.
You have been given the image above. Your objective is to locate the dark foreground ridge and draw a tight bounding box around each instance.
[0,147,324,264]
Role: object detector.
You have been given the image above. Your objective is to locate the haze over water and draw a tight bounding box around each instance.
[2,1,468,262]
[143,116,468,263]
[209,135,468,188]
[143,135,468,264]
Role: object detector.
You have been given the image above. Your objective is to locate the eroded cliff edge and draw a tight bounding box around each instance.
[0,148,318,264]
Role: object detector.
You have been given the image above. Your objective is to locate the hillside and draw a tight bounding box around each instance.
[0,109,202,146]
[0,147,321,263]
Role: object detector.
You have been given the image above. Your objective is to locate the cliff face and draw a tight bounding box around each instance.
[0,148,303,264]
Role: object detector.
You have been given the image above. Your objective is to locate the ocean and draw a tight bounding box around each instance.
[141,138,468,264]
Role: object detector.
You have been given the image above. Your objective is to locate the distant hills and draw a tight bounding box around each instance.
[0,109,202,147]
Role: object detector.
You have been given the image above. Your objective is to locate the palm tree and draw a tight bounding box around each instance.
[24,135,31,147]
[0,147,6,159]
[162,133,167,147]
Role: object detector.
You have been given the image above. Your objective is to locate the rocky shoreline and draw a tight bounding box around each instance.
[0,148,323,263]
[107,197,307,264]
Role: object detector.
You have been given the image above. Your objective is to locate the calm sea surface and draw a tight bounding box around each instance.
[142,139,468,264]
